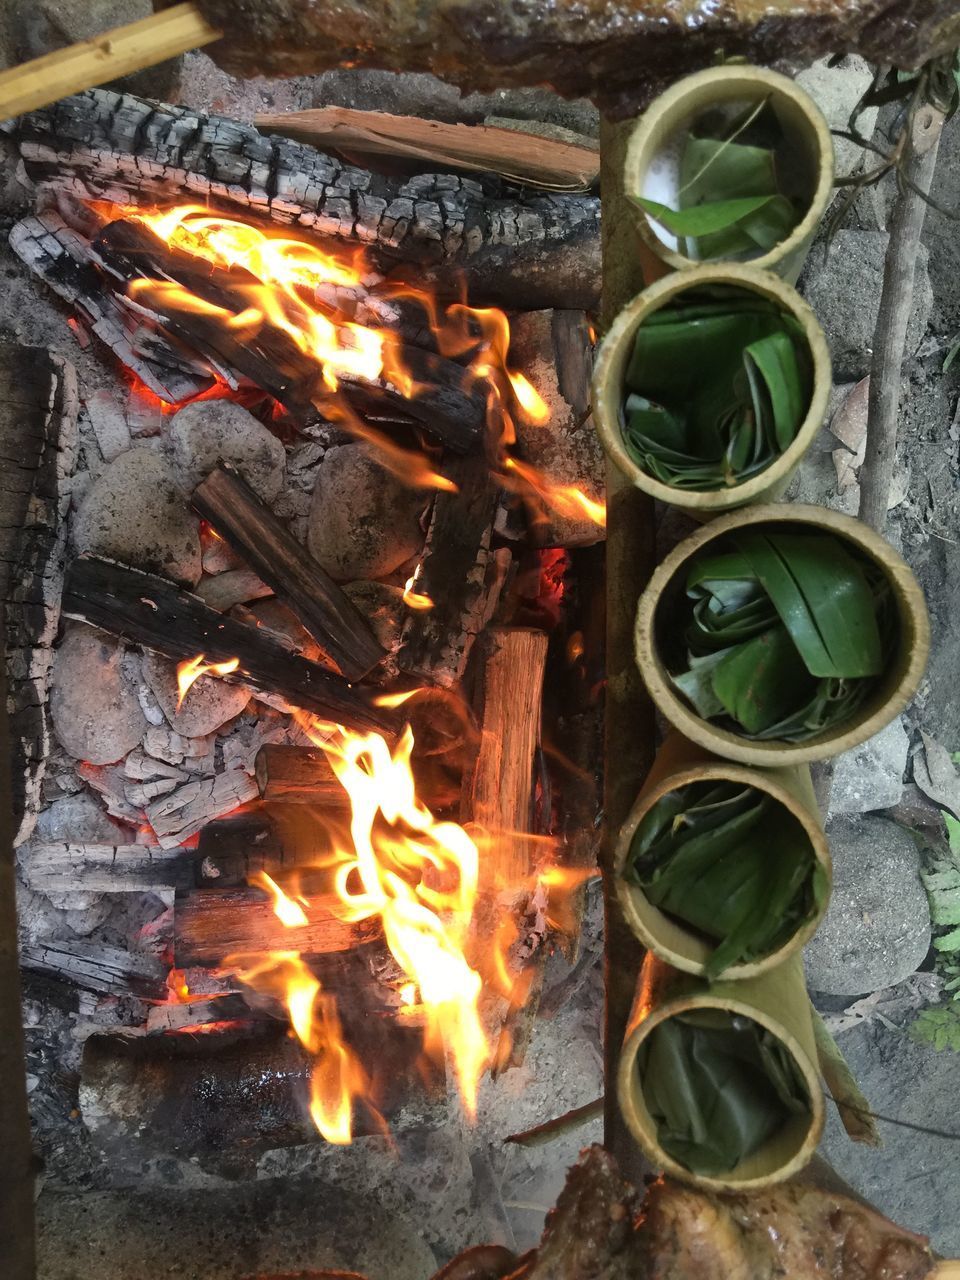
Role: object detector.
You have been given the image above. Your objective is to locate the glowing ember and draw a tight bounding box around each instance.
[175,653,240,710]
[402,573,434,612]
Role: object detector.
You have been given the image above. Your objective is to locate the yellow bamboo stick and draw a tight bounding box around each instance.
[0,2,221,124]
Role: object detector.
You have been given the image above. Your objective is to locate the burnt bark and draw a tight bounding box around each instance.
[10,89,601,310]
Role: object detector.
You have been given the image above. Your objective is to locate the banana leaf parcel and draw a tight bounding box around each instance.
[621,287,812,491]
[670,529,894,742]
[636,100,803,261]
[637,1010,812,1177]
[624,780,828,978]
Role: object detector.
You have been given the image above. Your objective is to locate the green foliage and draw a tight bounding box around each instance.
[669,530,893,742]
[911,1005,960,1052]
[624,779,826,978]
[637,1010,811,1176]
[621,287,812,492]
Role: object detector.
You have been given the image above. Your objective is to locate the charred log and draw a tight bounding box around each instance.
[17,841,196,893]
[10,89,601,310]
[61,555,394,736]
[254,744,347,808]
[20,939,167,999]
[192,466,384,682]
[0,344,78,845]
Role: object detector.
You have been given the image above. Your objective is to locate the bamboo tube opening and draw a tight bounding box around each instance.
[623,65,834,283]
[618,954,824,1190]
[634,503,930,767]
[591,265,831,513]
[614,733,830,978]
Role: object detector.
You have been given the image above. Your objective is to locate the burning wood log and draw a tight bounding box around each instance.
[397,450,505,687]
[191,466,384,682]
[254,744,346,807]
[145,994,271,1034]
[61,555,394,735]
[196,811,283,887]
[11,89,601,310]
[173,886,379,967]
[0,343,78,844]
[17,841,196,893]
[20,939,167,999]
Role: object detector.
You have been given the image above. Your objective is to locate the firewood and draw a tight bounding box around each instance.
[192,466,384,682]
[17,842,196,893]
[397,450,504,687]
[11,88,601,310]
[464,628,549,895]
[173,886,380,967]
[196,811,283,887]
[61,555,395,736]
[19,939,167,998]
[145,994,268,1035]
[254,743,347,807]
[0,344,78,844]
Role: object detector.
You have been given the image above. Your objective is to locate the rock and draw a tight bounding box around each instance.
[799,231,931,380]
[804,815,931,996]
[73,448,202,588]
[168,400,286,502]
[196,568,273,611]
[307,444,426,581]
[795,55,877,177]
[141,651,251,738]
[34,791,128,843]
[244,598,322,662]
[343,580,405,654]
[828,716,909,816]
[50,626,147,766]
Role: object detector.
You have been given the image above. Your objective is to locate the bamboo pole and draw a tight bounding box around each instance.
[0,2,221,123]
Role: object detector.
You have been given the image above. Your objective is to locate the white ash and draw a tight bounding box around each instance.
[50,625,148,766]
[141,650,252,738]
[168,399,287,501]
[126,384,163,438]
[72,447,203,587]
[84,387,131,462]
[123,750,188,783]
[136,681,166,727]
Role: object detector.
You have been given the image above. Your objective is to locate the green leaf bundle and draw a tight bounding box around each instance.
[624,780,827,978]
[621,287,812,491]
[637,1010,811,1176]
[670,529,894,742]
[636,99,802,260]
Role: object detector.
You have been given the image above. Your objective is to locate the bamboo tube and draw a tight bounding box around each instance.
[614,732,830,978]
[0,2,221,124]
[623,65,834,284]
[617,952,824,1191]
[591,264,831,515]
[634,503,930,767]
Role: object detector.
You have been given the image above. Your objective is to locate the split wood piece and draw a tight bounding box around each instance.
[11,88,601,310]
[7,212,217,403]
[17,842,197,893]
[145,771,259,850]
[145,993,271,1035]
[465,627,549,896]
[0,344,78,845]
[173,886,380,967]
[0,2,220,122]
[19,939,167,998]
[397,449,504,687]
[94,218,486,450]
[255,106,600,192]
[254,743,348,807]
[192,466,383,682]
[61,555,395,737]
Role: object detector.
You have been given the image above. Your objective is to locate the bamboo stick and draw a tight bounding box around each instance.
[0,3,221,124]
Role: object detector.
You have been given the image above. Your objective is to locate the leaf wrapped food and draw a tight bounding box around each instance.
[670,530,894,742]
[637,1010,812,1176]
[621,287,812,492]
[624,780,827,977]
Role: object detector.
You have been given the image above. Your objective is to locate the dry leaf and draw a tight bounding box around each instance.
[831,376,870,490]
[913,729,960,820]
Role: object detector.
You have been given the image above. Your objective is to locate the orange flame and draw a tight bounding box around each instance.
[403,573,434,612]
[502,456,607,528]
[175,653,240,710]
[253,870,309,928]
[508,371,550,425]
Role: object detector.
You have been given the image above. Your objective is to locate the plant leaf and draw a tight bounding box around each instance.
[637,194,779,237]
[711,626,806,734]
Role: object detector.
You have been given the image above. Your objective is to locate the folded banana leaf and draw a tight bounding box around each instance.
[621,286,811,491]
[637,1010,811,1177]
[636,99,802,261]
[624,780,827,977]
[671,530,894,741]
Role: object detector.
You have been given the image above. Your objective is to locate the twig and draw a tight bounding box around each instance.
[859,102,946,533]
[504,1096,603,1147]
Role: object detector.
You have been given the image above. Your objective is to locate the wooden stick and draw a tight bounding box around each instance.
[254,744,348,807]
[174,886,379,967]
[192,466,384,682]
[0,2,220,123]
[62,555,394,735]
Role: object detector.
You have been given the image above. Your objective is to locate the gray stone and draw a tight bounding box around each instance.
[73,448,202,588]
[34,791,128,843]
[142,650,251,738]
[804,815,931,996]
[795,56,877,178]
[799,231,932,379]
[343,580,405,660]
[307,444,426,581]
[168,400,286,503]
[828,716,909,816]
[50,626,147,766]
